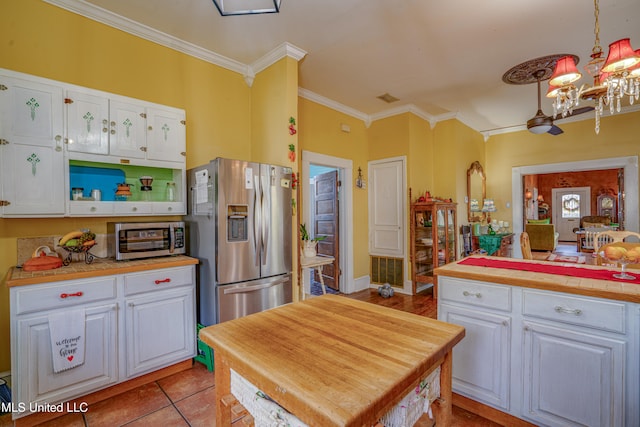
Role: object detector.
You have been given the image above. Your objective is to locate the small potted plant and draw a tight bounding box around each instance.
[300,223,325,258]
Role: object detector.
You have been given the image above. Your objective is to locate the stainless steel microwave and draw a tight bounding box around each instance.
[108,221,186,261]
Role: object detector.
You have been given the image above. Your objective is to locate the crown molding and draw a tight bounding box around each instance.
[298,88,370,124]
[251,42,307,75]
[52,0,613,136]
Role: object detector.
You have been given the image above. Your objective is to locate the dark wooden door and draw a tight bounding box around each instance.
[313,171,340,290]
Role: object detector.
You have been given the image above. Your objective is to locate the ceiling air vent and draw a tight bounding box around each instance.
[377,93,399,103]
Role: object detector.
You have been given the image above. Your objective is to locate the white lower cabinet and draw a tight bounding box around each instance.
[439,304,510,410]
[522,321,624,427]
[16,303,118,406]
[125,286,195,377]
[437,275,639,427]
[10,265,196,419]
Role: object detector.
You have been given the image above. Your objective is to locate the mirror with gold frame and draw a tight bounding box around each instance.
[467,161,486,222]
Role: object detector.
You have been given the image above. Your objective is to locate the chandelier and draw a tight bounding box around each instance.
[547,0,640,134]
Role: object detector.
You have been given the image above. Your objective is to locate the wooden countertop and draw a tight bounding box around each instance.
[435,256,640,304]
[200,294,465,427]
[5,255,199,287]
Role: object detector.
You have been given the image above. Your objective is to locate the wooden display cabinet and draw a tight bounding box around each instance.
[410,199,457,294]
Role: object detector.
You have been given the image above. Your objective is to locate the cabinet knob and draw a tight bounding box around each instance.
[90,206,96,212]
[132,207,137,212]
[167,207,173,211]
[110,129,116,135]
[148,126,153,131]
[103,119,108,125]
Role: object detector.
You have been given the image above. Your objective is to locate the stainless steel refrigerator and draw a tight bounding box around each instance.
[186,158,293,325]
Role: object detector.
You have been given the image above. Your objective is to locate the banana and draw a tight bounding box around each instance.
[59,230,83,245]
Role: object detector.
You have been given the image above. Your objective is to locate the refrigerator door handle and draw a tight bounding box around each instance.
[253,175,261,266]
[261,174,269,265]
[222,277,289,294]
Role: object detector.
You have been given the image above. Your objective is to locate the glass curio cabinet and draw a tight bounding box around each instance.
[410,198,457,294]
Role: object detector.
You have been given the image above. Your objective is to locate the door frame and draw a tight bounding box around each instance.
[302,151,354,294]
[511,156,639,258]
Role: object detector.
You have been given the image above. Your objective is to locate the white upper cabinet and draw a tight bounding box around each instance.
[66,90,110,155]
[145,106,186,163]
[108,99,147,159]
[0,75,65,216]
[1,68,187,217]
[66,89,185,166]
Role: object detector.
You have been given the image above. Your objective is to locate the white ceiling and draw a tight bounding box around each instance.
[51,0,640,135]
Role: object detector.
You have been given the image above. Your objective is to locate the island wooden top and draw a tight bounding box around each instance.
[435,256,640,304]
[200,294,465,427]
[5,255,199,287]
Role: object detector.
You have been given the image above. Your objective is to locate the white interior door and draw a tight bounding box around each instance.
[368,157,406,257]
[553,187,590,241]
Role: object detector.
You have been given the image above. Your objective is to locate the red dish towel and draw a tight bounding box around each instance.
[458,257,640,284]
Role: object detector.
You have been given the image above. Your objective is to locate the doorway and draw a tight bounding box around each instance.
[309,167,340,290]
[511,156,639,258]
[552,187,590,241]
[302,151,355,294]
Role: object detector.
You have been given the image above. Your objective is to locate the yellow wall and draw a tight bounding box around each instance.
[0,0,254,372]
[2,0,639,377]
[484,111,640,224]
[297,98,370,278]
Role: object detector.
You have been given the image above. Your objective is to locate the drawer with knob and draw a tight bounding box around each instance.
[522,289,626,334]
[13,276,117,314]
[123,266,193,296]
[439,276,511,311]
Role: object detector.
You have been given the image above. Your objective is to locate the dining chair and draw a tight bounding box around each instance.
[593,230,640,255]
[520,232,533,260]
[580,226,612,252]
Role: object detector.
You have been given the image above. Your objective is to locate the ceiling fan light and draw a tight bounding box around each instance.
[529,124,553,134]
[549,56,582,86]
[602,38,640,73]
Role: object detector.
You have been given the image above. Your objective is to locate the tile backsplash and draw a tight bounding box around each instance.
[17,234,108,266]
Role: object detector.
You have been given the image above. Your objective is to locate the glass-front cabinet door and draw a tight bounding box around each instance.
[410,200,458,294]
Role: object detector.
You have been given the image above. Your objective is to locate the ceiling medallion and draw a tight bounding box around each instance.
[502,54,578,85]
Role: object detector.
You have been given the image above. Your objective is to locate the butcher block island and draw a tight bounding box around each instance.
[6,255,198,425]
[200,294,465,427]
[435,256,640,427]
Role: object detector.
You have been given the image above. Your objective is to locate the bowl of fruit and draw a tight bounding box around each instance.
[600,243,640,280]
[58,230,97,265]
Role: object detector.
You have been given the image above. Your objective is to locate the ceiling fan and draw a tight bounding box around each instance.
[503,55,594,136]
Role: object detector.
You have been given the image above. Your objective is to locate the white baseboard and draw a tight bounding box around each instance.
[350,275,370,293]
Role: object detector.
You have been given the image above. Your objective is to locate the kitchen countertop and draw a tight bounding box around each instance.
[435,255,640,303]
[5,255,199,287]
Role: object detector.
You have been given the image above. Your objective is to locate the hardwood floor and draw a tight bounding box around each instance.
[346,287,437,318]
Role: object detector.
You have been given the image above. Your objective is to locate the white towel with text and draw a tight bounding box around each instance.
[48,309,86,373]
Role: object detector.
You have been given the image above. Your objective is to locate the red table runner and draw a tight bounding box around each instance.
[458,257,640,284]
